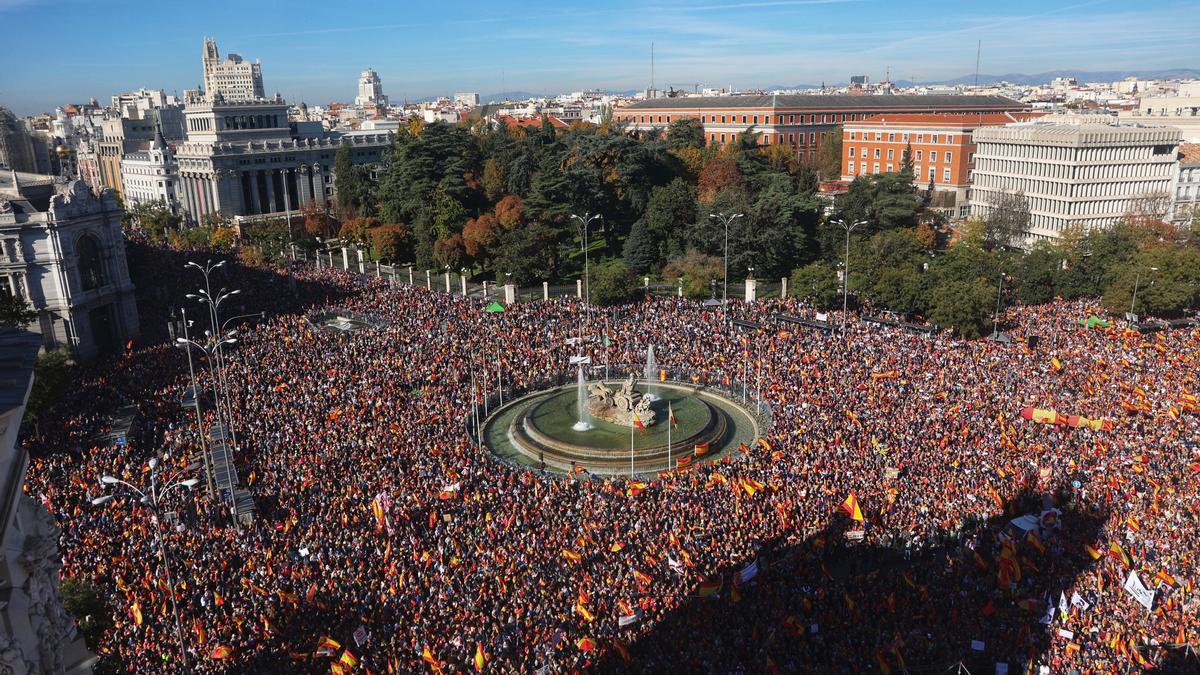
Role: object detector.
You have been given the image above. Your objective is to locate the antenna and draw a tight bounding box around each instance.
[974,40,982,90]
[650,42,655,96]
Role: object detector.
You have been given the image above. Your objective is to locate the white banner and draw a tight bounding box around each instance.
[569,355,591,365]
[618,608,643,627]
[736,559,759,584]
[1123,570,1156,611]
[1070,592,1091,612]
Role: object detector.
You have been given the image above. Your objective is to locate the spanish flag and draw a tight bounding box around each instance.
[756,437,771,451]
[339,650,359,668]
[632,411,645,431]
[575,602,595,622]
[632,569,653,584]
[1154,569,1178,587]
[694,442,710,457]
[668,403,678,430]
[839,493,864,522]
[562,549,583,563]
[131,601,143,625]
[422,646,442,672]
[474,643,486,672]
[659,369,667,382]
[210,645,234,659]
[1084,544,1102,560]
[1051,357,1063,372]
[1109,542,1132,568]
[576,637,597,652]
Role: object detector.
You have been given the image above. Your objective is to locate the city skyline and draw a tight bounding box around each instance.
[1,0,1198,114]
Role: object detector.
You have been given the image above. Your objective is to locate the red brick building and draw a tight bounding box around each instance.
[842,112,1044,217]
[614,94,1027,163]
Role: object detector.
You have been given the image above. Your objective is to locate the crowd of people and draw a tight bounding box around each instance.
[23,252,1200,673]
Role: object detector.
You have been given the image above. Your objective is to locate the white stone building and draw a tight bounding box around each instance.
[355,69,388,109]
[0,172,139,359]
[970,124,1181,243]
[119,126,178,212]
[1171,144,1200,225]
[0,327,95,674]
[1117,93,1200,143]
[201,38,264,103]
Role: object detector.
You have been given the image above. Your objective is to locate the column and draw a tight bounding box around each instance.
[408,267,414,285]
[298,166,312,207]
[744,277,757,302]
[357,249,365,274]
[444,271,450,293]
[504,284,516,304]
[341,247,350,269]
[312,165,327,206]
[576,279,583,299]
[264,169,277,214]
[461,275,467,296]
[543,281,549,301]
[781,277,788,298]
[247,171,262,215]
[425,270,431,290]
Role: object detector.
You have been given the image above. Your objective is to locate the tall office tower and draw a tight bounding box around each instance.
[355,69,389,108]
[201,38,265,102]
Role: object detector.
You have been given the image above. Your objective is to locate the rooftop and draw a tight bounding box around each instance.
[618,94,1024,111]
[973,123,1182,146]
[847,112,1045,127]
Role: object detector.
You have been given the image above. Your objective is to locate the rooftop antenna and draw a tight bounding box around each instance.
[974,40,982,90]
[650,42,655,96]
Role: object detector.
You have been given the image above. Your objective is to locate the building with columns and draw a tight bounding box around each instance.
[970,124,1182,244]
[1,172,139,359]
[173,95,392,223]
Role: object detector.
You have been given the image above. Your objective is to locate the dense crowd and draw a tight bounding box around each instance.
[23,257,1200,674]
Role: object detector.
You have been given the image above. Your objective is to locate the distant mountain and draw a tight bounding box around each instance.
[927,68,1200,86]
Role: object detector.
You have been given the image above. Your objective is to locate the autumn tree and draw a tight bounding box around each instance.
[462,213,500,262]
[697,158,745,205]
[369,224,410,262]
[983,191,1031,249]
[302,202,335,238]
[494,195,525,228]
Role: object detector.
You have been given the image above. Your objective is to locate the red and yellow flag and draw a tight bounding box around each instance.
[576,637,597,652]
[339,650,359,668]
[474,643,486,672]
[131,601,143,626]
[422,646,442,673]
[1084,544,1102,560]
[562,549,583,563]
[668,402,678,429]
[632,411,645,431]
[839,493,864,522]
[210,645,234,659]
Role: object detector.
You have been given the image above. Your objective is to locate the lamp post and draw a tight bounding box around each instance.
[570,212,602,331]
[1130,266,1159,321]
[831,219,867,333]
[175,332,238,472]
[91,460,199,671]
[176,307,212,497]
[709,212,743,308]
[185,265,242,451]
[992,272,1007,338]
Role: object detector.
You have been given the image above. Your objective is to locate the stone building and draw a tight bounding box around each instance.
[0,107,39,174]
[970,124,1181,244]
[355,69,388,109]
[0,172,139,359]
[0,328,96,674]
[119,126,178,212]
[201,38,264,103]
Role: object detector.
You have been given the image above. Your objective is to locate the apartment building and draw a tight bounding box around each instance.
[970,124,1181,243]
[615,94,1026,161]
[841,112,1042,217]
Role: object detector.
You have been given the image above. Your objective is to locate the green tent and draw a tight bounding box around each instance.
[485,301,506,313]
[1080,315,1111,329]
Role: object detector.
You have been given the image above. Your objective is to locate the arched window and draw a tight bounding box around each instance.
[77,234,105,291]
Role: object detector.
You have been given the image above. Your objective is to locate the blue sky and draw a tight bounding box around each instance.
[0,0,1196,115]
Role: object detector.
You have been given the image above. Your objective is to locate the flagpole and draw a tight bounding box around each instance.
[667,402,672,472]
[630,416,635,476]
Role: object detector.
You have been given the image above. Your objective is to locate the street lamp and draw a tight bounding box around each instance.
[709,212,743,308]
[174,307,213,497]
[91,460,200,671]
[831,219,868,333]
[992,272,1007,339]
[1130,266,1159,320]
[570,213,602,331]
[185,280,242,450]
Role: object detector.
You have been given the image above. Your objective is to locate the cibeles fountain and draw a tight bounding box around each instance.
[479,364,764,477]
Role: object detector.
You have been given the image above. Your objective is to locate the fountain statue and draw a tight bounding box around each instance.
[586,374,657,428]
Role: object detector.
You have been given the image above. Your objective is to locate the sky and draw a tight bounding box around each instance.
[0,0,1197,115]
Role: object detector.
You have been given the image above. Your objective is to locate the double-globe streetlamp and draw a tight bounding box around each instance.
[570,212,602,333]
[831,219,868,333]
[91,458,199,670]
[185,261,242,450]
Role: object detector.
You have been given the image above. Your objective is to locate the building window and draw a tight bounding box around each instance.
[887,149,894,160]
[916,150,923,160]
[887,164,894,172]
[76,234,105,291]
[809,132,815,143]
[873,148,881,159]
[929,151,938,162]
[888,133,895,142]
[849,147,856,157]
[873,163,880,173]
[943,168,951,181]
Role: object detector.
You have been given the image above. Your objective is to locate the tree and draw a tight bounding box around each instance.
[338,216,377,248]
[122,201,181,239]
[590,260,639,305]
[697,158,745,205]
[22,350,72,431]
[900,141,914,174]
[662,249,723,299]
[61,576,112,653]
[491,220,567,285]
[494,195,524,228]
[872,267,926,316]
[0,290,36,327]
[817,130,843,181]
[1102,246,1200,317]
[209,226,238,250]
[623,218,662,276]
[333,141,371,219]
[928,279,994,338]
[302,202,335,238]
[983,191,1030,249]
[666,118,705,150]
[789,262,840,309]
[432,233,467,270]
[622,179,697,274]
[369,223,411,262]
[462,213,500,262]
[482,158,505,202]
[1014,241,1064,305]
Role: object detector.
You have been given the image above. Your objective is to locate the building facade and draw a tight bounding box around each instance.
[0,172,139,359]
[842,112,1042,218]
[1171,144,1199,225]
[0,327,95,674]
[0,107,39,173]
[202,38,265,102]
[96,116,157,199]
[174,97,391,223]
[970,124,1182,243]
[615,94,1027,161]
[355,69,388,109]
[1117,94,1200,143]
[119,126,178,211]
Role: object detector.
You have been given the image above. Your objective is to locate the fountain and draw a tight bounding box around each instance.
[572,365,593,431]
[642,345,660,402]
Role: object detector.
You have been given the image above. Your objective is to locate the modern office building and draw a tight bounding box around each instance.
[970,124,1182,243]
[95,115,158,199]
[0,327,96,674]
[842,112,1044,218]
[614,94,1027,161]
[0,172,139,358]
[355,69,389,109]
[201,38,265,102]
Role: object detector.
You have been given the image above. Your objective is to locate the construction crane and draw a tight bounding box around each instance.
[666,83,703,97]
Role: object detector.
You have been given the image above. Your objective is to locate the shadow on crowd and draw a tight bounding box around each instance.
[593,486,1169,674]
